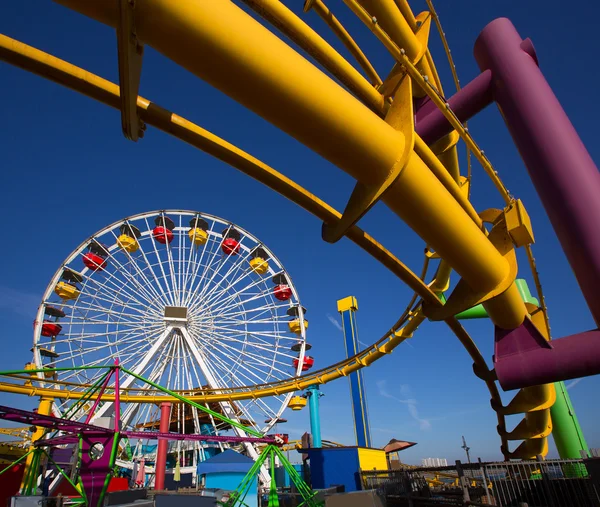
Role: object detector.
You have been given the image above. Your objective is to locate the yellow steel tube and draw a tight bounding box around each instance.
[239,0,386,113]
[356,0,420,56]
[392,0,417,30]
[305,0,382,86]
[55,0,399,183]
[414,135,481,227]
[55,0,517,299]
[20,397,53,490]
[0,33,435,304]
[351,0,438,94]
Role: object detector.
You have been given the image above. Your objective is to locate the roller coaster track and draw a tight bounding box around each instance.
[0,0,561,459]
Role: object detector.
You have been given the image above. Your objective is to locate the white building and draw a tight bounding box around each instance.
[421,458,448,467]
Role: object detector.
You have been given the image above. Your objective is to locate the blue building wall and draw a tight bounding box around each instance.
[306,448,362,492]
[204,472,258,507]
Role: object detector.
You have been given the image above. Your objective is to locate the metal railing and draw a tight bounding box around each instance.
[361,458,600,506]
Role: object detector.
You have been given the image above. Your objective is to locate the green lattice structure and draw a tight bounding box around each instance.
[222,444,322,507]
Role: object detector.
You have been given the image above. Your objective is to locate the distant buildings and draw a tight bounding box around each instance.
[421,458,448,467]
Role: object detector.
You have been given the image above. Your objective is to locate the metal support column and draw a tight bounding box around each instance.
[338,296,372,448]
[306,385,322,448]
[154,402,172,491]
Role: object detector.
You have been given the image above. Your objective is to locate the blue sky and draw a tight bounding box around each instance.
[1,0,599,464]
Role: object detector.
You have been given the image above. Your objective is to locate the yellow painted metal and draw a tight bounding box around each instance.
[495,384,556,416]
[0,25,538,457]
[288,318,308,335]
[288,396,307,411]
[414,136,480,227]
[351,0,437,97]
[505,199,535,247]
[235,0,386,115]
[507,436,548,460]
[0,34,437,304]
[337,296,358,313]
[303,0,382,87]
[23,363,36,387]
[54,281,80,301]
[117,233,139,252]
[116,0,144,141]
[249,256,269,274]
[188,227,208,246]
[20,397,53,491]
[322,72,414,243]
[357,448,387,469]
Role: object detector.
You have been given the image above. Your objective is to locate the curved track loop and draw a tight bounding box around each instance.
[0,0,555,458]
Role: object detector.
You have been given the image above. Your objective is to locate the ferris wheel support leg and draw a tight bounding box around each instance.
[178,328,271,487]
[19,396,53,493]
[90,326,174,423]
[154,402,172,491]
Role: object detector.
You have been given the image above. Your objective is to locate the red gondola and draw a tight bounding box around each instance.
[221,228,241,255]
[293,355,314,371]
[153,216,175,244]
[41,322,62,337]
[83,252,107,271]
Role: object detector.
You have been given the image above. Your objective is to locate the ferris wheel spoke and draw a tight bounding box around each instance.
[204,331,296,361]
[90,326,175,422]
[67,291,155,320]
[183,223,225,306]
[198,342,282,415]
[199,256,270,312]
[192,226,251,303]
[56,320,162,348]
[77,270,160,318]
[181,216,208,308]
[177,217,184,306]
[120,340,176,429]
[60,299,153,322]
[80,253,163,313]
[199,353,260,433]
[199,287,267,321]
[179,327,260,434]
[163,229,181,307]
[199,325,285,351]
[196,269,275,316]
[113,218,173,304]
[138,220,177,306]
[103,230,168,305]
[196,244,254,307]
[51,323,162,344]
[182,221,219,307]
[211,301,288,321]
[52,329,160,377]
[201,334,290,381]
[205,323,285,339]
[203,275,283,316]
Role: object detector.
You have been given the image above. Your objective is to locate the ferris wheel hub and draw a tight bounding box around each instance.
[164,306,188,324]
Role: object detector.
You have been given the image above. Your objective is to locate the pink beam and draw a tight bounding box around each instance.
[114,359,120,432]
[123,430,276,444]
[84,368,114,425]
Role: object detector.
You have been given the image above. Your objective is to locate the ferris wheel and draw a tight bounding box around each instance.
[31,210,312,461]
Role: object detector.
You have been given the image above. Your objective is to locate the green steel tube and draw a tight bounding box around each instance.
[121,367,263,437]
[455,279,539,320]
[551,381,588,459]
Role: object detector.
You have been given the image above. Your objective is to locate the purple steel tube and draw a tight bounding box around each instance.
[495,320,600,390]
[415,70,493,144]
[475,18,600,326]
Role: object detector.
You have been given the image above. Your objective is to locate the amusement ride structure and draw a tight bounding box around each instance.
[0,0,600,504]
